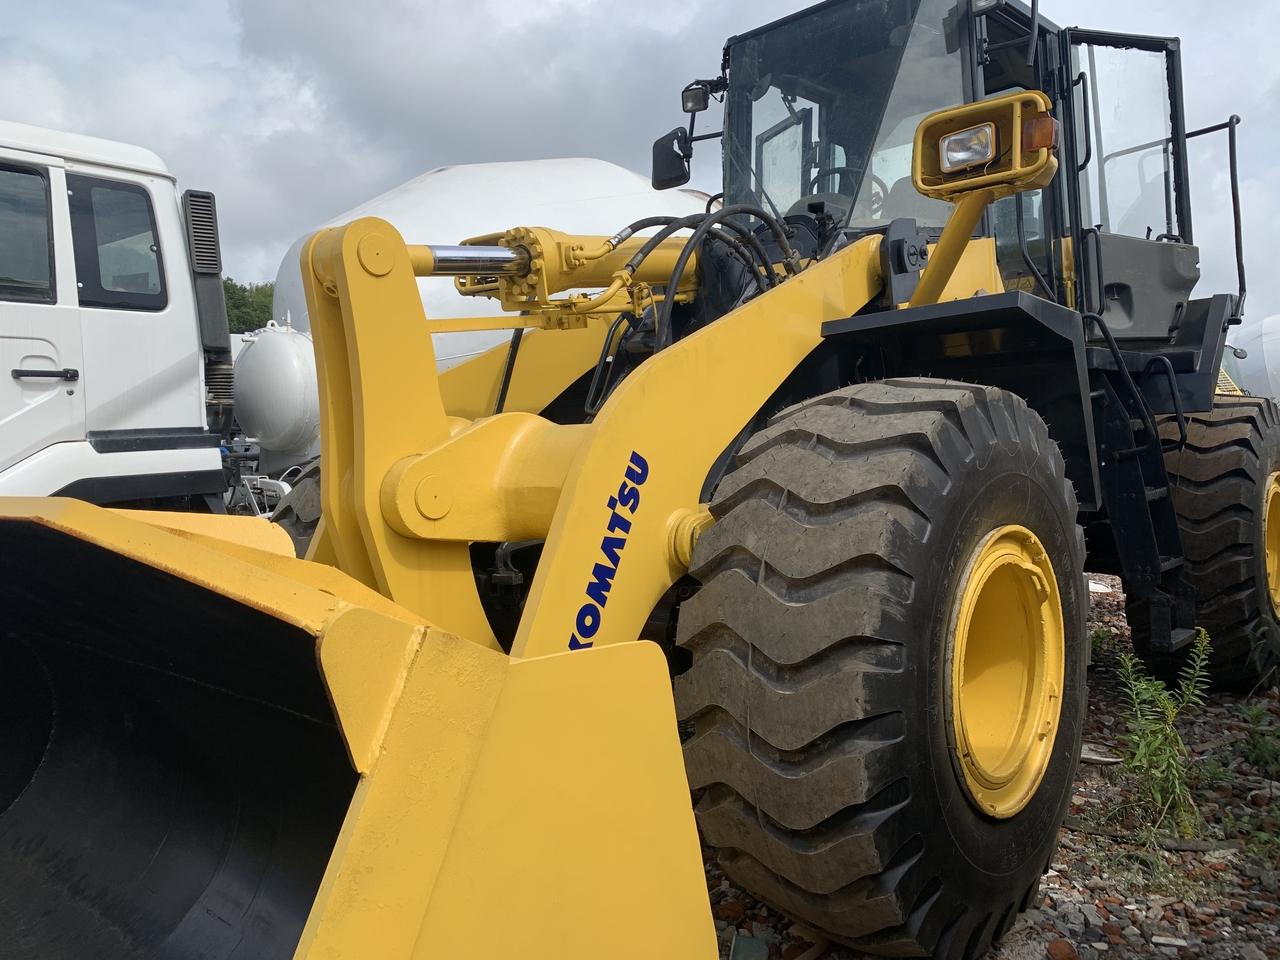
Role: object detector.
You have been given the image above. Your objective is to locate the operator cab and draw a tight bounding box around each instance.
[654,0,1236,347]
[720,0,962,231]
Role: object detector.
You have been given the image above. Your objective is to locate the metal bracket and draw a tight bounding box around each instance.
[878,218,931,306]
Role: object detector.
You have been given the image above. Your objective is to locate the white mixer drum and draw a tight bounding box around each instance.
[233,323,320,453]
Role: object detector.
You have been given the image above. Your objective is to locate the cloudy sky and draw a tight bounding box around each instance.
[2,0,1275,320]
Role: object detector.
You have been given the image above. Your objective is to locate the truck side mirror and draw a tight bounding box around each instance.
[652,127,692,191]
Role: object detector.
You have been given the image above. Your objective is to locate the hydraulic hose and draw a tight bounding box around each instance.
[582,225,767,420]
[612,215,773,289]
[707,227,768,295]
[584,312,635,418]
[654,204,800,351]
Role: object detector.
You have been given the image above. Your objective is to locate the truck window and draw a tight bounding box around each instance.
[67,174,167,311]
[0,164,55,304]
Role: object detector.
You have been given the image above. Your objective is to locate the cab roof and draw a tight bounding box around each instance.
[0,119,171,178]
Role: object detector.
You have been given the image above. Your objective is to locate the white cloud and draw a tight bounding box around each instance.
[1,0,1275,325]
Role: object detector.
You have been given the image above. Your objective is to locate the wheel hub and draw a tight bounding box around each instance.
[1265,473,1280,617]
[948,525,1065,818]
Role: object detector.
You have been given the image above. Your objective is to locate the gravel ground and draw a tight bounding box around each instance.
[695,576,1280,960]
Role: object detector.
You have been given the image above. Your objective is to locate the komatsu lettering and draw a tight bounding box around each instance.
[568,450,649,650]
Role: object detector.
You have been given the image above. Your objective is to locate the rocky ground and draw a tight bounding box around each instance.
[696,576,1280,960]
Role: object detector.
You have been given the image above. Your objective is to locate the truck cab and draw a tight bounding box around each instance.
[0,120,231,508]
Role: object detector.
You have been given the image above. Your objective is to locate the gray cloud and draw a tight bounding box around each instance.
[2,0,1276,325]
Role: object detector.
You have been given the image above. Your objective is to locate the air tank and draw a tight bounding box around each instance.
[233,321,320,458]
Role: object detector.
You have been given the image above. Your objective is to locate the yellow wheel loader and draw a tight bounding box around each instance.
[2,1,1274,958]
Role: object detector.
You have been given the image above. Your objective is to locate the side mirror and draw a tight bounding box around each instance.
[652,127,692,191]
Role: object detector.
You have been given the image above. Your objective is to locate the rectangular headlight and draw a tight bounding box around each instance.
[939,122,997,174]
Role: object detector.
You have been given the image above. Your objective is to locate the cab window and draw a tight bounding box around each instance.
[67,174,167,311]
[0,163,55,304]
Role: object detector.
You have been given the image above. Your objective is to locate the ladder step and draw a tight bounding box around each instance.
[1145,486,1168,502]
[1159,556,1183,572]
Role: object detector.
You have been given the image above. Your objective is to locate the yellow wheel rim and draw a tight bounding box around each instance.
[1266,473,1280,617]
[948,525,1065,819]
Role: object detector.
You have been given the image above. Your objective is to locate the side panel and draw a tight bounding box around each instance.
[0,440,220,499]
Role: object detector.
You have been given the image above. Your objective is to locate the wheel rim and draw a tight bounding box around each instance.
[1266,473,1280,617]
[948,525,1065,818]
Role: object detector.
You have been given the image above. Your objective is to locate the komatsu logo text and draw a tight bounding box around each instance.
[568,450,649,651]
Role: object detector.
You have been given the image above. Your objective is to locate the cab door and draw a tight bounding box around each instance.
[1060,29,1199,337]
[0,153,85,473]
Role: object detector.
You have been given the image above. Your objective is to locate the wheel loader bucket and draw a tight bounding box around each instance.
[0,500,715,960]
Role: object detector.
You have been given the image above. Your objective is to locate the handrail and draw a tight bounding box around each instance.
[1073,72,1092,171]
[1139,356,1188,451]
[1015,192,1056,302]
[1186,116,1247,318]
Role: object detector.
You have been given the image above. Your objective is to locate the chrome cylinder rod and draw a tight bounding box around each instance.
[412,245,530,277]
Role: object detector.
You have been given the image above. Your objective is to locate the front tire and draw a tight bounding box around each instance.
[675,379,1087,958]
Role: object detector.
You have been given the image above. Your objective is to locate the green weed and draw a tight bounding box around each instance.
[1117,628,1212,838]
[1241,702,1280,780]
[1091,627,1114,658]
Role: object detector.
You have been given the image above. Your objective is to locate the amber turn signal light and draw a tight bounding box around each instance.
[1022,116,1059,152]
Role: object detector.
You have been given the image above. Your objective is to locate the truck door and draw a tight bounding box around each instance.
[67,170,205,443]
[0,154,85,473]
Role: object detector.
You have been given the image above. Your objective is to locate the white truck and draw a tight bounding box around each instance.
[0,120,231,509]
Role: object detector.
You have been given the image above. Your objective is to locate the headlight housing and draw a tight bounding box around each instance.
[939,122,997,174]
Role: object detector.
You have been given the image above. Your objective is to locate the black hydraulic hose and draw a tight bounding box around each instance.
[492,327,523,415]
[623,214,709,274]
[584,312,635,419]
[624,205,797,279]
[607,214,775,289]
[705,226,768,295]
[726,203,800,273]
[710,217,781,288]
[654,204,800,351]
[605,216,687,250]
[583,224,769,420]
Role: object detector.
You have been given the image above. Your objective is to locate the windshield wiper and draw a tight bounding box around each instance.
[724,129,785,222]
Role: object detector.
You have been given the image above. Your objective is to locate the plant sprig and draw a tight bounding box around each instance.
[1117,628,1212,838]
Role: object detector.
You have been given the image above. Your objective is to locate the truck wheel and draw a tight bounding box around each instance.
[1132,394,1280,687]
[675,379,1087,959]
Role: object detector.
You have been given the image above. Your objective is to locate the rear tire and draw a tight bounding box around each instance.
[1130,394,1280,688]
[675,379,1087,958]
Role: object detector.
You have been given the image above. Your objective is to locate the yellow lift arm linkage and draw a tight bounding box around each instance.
[0,91,1051,959]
